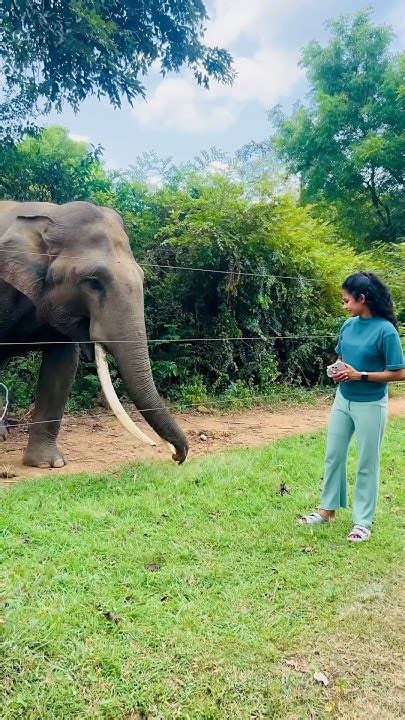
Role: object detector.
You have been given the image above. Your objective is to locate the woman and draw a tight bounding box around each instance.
[301,272,404,542]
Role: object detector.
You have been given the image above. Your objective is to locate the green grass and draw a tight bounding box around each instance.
[1,420,404,719]
[168,383,336,412]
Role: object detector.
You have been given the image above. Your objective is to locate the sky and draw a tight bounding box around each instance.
[46,0,404,169]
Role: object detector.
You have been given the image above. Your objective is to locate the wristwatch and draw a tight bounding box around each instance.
[360,371,368,382]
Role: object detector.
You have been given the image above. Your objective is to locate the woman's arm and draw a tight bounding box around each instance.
[334,328,404,383]
[356,368,404,382]
[334,366,405,383]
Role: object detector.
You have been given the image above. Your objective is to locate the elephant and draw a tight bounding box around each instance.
[0,200,189,467]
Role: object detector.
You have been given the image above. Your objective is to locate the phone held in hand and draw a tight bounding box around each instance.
[326,360,346,378]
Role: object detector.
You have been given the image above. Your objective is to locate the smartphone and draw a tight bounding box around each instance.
[326,360,346,378]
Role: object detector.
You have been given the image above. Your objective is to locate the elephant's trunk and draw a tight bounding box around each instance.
[99,334,189,464]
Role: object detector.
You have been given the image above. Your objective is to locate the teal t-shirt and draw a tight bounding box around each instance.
[335,316,405,402]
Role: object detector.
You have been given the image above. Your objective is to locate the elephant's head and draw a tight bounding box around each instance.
[0,200,188,463]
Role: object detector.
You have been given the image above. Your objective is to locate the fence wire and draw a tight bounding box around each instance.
[1,379,404,439]
[0,334,340,347]
[1,247,402,289]
[0,248,324,282]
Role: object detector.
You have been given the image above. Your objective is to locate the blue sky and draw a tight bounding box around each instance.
[47,0,404,169]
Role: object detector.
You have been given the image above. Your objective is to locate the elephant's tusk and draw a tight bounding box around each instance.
[94,343,157,448]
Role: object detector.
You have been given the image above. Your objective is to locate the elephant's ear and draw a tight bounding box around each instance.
[100,206,125,228]
[0,211,59,303]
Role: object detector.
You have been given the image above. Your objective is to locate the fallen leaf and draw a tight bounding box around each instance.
[302,545,315,554]
[285,658,309,674]
[314,671,330,686]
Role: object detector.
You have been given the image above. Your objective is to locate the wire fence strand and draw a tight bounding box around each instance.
[0,392,340,436]
[0,247,325,282]
[1,248,402,291]
[0,332,403,347]
[0,334,340,347]
[1,380,404,441]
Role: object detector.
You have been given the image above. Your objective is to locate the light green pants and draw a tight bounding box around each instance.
[320,388,388,528]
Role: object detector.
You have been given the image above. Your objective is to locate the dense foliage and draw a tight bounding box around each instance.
[98,175,366,406]
[0,0,233,139]
[271,11,405,248]
[0,126,109,202]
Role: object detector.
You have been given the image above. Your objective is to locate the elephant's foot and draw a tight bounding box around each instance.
[0,419,9,442]
[23,442,66,469]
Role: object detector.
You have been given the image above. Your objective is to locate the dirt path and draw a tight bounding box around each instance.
[1,396,405,485]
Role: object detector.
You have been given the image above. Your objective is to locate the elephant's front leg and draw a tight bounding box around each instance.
[23,344,79,468]
[0,357,9,440]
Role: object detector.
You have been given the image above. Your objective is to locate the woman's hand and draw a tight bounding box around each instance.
[333,363,361,383]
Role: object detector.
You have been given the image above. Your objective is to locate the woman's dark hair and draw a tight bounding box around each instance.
[342,272,398,328]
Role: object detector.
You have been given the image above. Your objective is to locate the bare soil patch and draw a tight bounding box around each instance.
[1,396,404,485]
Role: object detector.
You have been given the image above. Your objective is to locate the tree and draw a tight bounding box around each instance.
[271,10,405,247]
[111,141,296,200]
[0,0,234,138]
[0,125,110,202]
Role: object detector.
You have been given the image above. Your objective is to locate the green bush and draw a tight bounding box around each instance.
[124,175,376,400]
[1,355,40,412]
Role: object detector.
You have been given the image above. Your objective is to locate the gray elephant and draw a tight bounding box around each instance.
[0,200,188,467]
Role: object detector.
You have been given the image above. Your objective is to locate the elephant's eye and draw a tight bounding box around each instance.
[81,277,103,292]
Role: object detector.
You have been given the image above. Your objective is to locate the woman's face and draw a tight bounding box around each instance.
[342,290,366,316]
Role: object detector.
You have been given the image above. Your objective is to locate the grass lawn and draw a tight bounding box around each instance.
[1,420,404,719]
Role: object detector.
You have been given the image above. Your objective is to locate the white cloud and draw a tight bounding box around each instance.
[211,48,302,105]
[131,0,309,134]
[205,0,312,48]
[133,77,235,133]
[204,0,268,47]
[132,48,301,134]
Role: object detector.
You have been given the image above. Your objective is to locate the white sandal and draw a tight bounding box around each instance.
[299,512,329,525]
[347,525,371,542]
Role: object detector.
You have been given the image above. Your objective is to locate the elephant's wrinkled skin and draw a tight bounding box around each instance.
[0,200,188,467]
